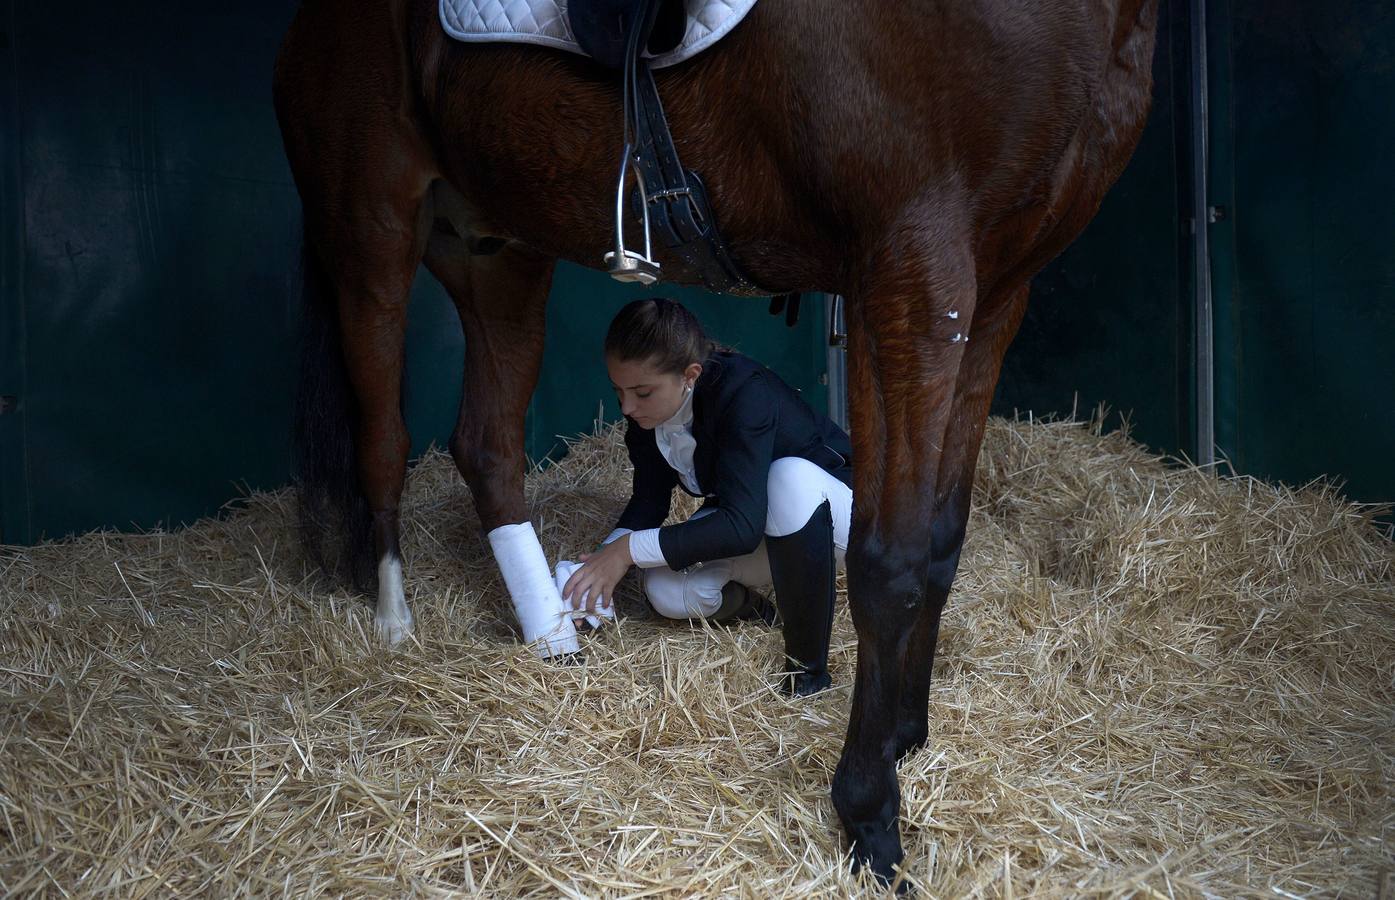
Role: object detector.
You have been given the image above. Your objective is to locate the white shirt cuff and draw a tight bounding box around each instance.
[626,528,668,568]
[602,527,632,546]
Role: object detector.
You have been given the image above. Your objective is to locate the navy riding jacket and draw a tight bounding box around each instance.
[615,350,853,571]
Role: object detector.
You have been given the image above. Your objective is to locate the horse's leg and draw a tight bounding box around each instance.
[421,233,577,657]
[884,163,1135,754]
[276,16,441,644]
[327,218,431,645]
[829,227,978,883]
[422,238,550,527]
[890,284,1031,761]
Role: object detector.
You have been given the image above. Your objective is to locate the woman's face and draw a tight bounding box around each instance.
[606,355,702,430]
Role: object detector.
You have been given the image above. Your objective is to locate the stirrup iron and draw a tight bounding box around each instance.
[604,145,660,284]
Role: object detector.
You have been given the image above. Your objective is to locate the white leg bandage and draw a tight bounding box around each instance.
[488,522,580,658]
[553,560,616,630]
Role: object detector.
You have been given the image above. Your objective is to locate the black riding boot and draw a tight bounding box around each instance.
[766,499,837,696]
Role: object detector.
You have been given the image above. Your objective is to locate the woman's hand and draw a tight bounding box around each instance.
[562,534,633,612]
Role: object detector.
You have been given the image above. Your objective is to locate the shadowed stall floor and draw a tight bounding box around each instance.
[1,417,1392,897]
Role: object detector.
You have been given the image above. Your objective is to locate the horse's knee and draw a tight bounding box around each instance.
[847,535,928,602]
[849,504,968,609]
[926,506,968,593]
[448,431,490,481]
[450,438,526,525]
[924,553,960,598]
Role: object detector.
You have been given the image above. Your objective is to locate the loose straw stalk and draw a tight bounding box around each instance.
[1,415,1391,897]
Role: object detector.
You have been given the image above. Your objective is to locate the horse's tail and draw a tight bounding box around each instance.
[292,227,375,593]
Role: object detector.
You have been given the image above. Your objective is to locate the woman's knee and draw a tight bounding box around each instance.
[643,567,725,619]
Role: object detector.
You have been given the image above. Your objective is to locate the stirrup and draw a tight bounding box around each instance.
[604,145,661,284]
[606,250,659,284]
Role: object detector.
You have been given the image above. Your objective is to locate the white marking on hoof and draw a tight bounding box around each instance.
[374,556,414,647]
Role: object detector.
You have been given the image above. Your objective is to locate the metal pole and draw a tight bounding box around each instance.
[1191,0,1216,466]
[825,294,849,433]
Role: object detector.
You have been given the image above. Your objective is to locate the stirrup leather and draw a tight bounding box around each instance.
[603,0,758,293]
[606,0,662,282]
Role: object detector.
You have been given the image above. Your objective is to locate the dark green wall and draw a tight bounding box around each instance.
[3,1,1391,545]
[993,0,1193,457]
[1207,0,1395,504]
[0,3,305,544]
[995,0,1394,511]
[0,1,826,545]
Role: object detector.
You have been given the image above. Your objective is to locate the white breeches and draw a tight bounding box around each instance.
[644,457,852,620]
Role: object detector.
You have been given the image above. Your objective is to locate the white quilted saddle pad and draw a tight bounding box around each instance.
[439,0,757,68]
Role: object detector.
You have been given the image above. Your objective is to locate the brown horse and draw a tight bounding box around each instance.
[273,0,1159,882]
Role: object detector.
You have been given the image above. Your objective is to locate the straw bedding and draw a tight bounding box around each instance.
[1,417,1391,897]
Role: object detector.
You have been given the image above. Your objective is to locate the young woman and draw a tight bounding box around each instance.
[561,298,853,696]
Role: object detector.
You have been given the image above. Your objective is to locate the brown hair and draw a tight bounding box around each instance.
[603,298,713,375]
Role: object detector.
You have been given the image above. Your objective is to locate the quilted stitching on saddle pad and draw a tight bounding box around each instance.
[439,0,757,68]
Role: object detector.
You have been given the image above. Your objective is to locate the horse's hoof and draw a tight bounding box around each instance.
[851,832,908,893]
[783,668,832,697]
[374,612,414,647]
